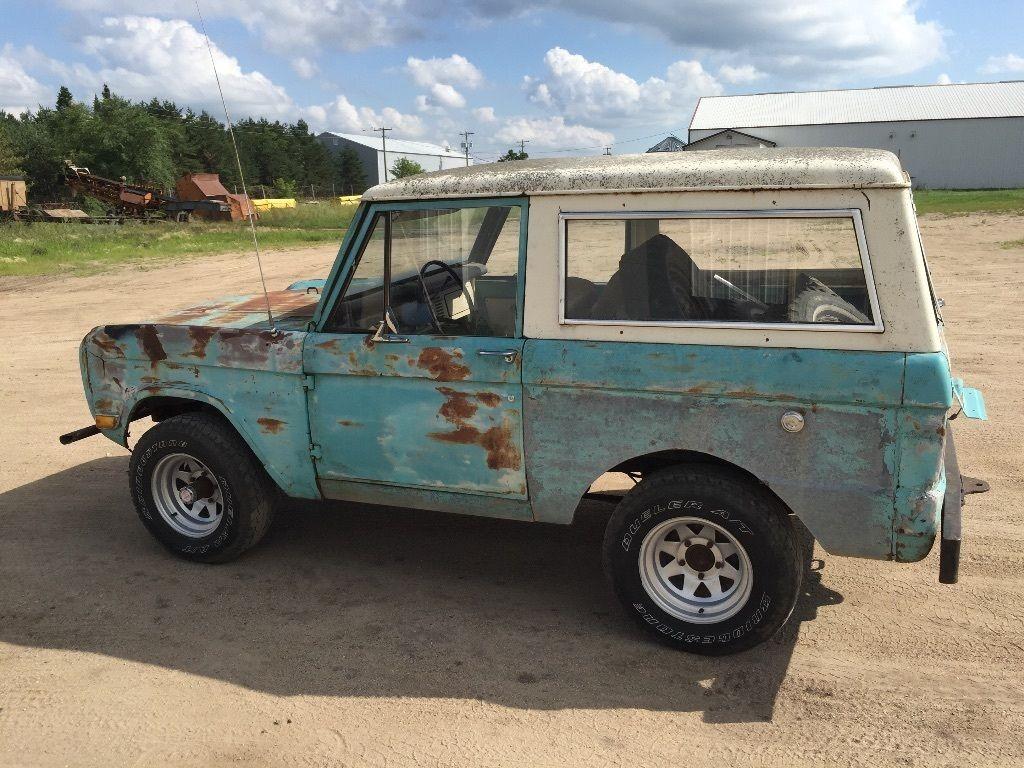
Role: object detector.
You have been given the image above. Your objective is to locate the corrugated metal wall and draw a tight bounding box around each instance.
[688,118,1024,189]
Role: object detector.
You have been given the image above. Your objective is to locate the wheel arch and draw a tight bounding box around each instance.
[579,448,797,522]
[121,388,298,497]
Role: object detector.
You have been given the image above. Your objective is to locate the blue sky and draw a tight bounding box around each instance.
[2,0,1023,158]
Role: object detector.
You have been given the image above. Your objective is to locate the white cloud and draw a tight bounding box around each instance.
[936,73,952,85]
[406,54,482,111]
[58,1,946,84]
[525,48,721,129]
[981,54,1024,75]
[406,54,483,90]
[494,115,613,150]
[291,57,318,79]
[304,94,424,136]
[718,64,766,84]
[0,44,53,114]
[469,0,946,82]
[473,106,496,123]
[77,16,295,118]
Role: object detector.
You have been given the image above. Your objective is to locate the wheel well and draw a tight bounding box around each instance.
[127,395,222,426]
[584,449,785,514]
[607,449,764,487]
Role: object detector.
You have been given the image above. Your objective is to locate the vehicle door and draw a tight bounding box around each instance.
[304,199,529,501]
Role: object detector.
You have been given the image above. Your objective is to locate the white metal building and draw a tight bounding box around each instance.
[688,81,1024,188]
[318,132,469,187]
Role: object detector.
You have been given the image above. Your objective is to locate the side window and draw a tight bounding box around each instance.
[389,205,520,337]
[325,214,386,332]
[563,213,877,327]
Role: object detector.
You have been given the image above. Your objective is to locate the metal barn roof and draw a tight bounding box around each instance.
[690,81,1024,130]
[320,131,464,158]
[362,147,907,201]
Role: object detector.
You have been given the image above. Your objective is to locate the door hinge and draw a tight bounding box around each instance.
[301,374,315,390]
[309,443,322,460]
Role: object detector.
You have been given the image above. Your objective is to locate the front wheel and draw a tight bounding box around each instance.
[129,412,276,562]
[603,466,802,655]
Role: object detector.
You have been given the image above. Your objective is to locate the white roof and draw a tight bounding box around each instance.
[362,147,907,201]
[320,131,464,158]
[691,81,1024,130]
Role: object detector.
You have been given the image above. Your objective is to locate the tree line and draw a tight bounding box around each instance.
[0,86,366,203]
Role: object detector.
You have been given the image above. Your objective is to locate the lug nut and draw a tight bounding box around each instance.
[698,572,704,580]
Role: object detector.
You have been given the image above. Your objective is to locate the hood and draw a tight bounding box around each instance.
[157,289,320,330]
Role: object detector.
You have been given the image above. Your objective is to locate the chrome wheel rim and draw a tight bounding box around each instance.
[150,453,225,539]
[639,516,753,624]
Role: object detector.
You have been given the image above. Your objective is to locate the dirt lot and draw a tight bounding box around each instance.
[1,214,1022,767]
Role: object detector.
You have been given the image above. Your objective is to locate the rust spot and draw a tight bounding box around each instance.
[431,385,519,470]
[315,338,342,351]
[135,325,167,366]
[91,332,125,357]
[337,419,363,427]
[429,421,521,471]
[256,417,287,434]
[476,391,502,408]
[94,398,113,411]
[937,425,946,437]
[437,386,478,422]
[417,347,470,381]
[186,326,217,359]
[217,329,271,367]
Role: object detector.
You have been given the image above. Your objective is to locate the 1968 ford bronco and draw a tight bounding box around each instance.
[65,148,988,654]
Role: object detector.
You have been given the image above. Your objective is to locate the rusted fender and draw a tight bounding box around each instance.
[80,323,319,499]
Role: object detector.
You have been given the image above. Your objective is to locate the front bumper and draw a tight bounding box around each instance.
[939,431,989,584]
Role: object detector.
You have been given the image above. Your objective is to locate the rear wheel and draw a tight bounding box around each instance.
[129,412,275,562]
[603,465,802,654]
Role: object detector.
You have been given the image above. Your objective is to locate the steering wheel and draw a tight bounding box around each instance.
[418,260,476,333]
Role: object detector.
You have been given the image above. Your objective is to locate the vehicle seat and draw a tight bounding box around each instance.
[564,276,599,318]
[589,234,713,321]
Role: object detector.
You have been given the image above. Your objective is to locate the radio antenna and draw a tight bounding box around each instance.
[194,0,275,329]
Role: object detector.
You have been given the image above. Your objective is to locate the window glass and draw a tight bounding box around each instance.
[564,215,875,326]
[326,214,385,332]
[389,205,520,337]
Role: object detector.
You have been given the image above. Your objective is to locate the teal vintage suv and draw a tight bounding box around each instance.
[65,148,987,654]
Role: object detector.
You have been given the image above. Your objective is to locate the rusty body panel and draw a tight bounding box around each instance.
[521,339,951,561]
[304,332,530,511]
[79,293,320,499]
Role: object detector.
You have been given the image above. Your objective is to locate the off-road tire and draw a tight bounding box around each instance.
[129,412,275,563]
[603,465,803,655]
[788,277,871,324]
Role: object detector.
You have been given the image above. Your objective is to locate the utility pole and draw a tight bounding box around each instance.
[519,138,529,157]
[460,130,474,167]
[604,146,612,156]
[371,126,392,182]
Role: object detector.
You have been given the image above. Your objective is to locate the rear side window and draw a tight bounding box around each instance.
[562,211,880,329]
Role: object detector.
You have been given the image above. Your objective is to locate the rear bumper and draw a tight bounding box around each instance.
[939,431,989,584]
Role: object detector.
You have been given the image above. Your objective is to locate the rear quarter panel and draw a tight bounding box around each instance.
[523,340,947,561]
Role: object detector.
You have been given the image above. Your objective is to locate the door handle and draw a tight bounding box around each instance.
[478,349,519,364]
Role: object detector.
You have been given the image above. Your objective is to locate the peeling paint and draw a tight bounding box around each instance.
[257,417,287,434]
[417,347,471,381]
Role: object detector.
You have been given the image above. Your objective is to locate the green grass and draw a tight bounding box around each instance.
[0,204,354,278]
[913,189,1024,216]
[257,201,357,229]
